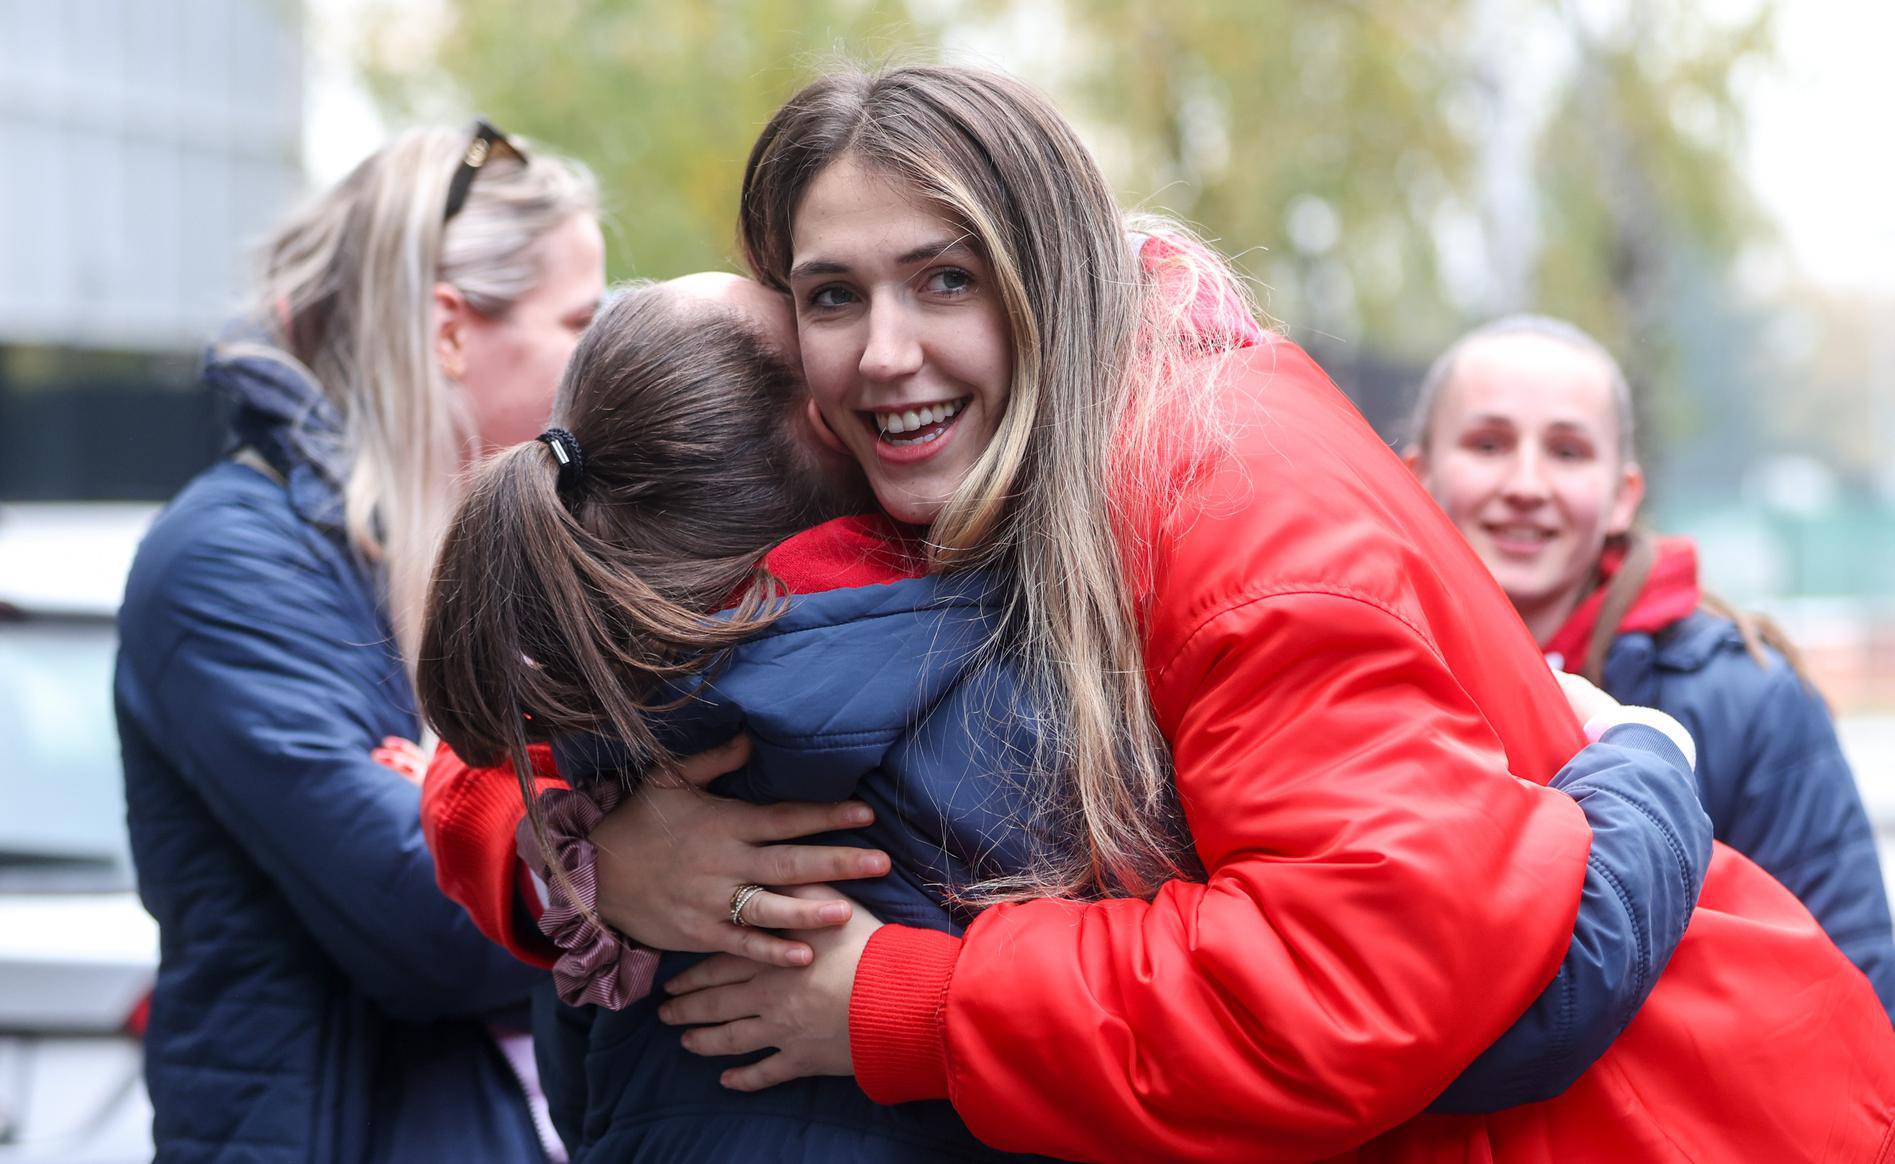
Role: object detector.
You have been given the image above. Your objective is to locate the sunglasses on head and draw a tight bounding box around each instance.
[443,119,527,224]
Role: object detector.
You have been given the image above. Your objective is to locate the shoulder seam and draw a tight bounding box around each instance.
[1157,583,1436,685]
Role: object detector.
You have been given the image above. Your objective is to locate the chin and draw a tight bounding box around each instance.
[872,486,949,529]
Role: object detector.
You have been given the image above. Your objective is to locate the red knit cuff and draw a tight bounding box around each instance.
[422,744,564,970]
[850,924,960,1104]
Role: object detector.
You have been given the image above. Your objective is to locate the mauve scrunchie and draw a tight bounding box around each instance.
[516,782,659,1009]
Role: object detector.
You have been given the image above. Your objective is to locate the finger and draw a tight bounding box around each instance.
[744,799,875,842]
[664,954,758,996]
[670,734,753,789]
[712,926,816,968]
[720,1052,806,1092]
[732,890,852,932]
[746,844,890,887]
[679,1017,776,1059]
[658,983,760,1027]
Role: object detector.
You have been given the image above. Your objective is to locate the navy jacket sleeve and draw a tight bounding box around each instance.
[1431,723,1711,1113]
[116,485,540,1022]
[1714,665,1895,1019]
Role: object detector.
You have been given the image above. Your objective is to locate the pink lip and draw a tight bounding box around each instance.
[1484,525,1557,559]
[865,407,967,466]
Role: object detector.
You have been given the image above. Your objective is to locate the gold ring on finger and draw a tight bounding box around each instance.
[729,882,767,928]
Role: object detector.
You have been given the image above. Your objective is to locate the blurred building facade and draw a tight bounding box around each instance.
[0,0,304,500]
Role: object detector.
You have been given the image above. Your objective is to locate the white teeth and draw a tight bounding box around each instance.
[887,428,946,447]
[874,398,967,439]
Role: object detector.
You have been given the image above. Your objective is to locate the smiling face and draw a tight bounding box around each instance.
[1410,332,1645,642]
[787,157,1014,526]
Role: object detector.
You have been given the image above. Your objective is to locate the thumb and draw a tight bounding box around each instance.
[1553,668,1620,724]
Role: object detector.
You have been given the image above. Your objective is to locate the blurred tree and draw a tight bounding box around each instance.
[355,0,1778,462]
[1534,0,1778,468]
[355,0,948,280]
[1036,0,1476,358]
[1041,0,1778,449]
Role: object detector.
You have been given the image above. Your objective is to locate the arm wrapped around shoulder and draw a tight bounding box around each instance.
[853,590,1594,1163]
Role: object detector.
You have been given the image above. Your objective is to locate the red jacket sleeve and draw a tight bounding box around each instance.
[420,742,566,970]
[851,591,1593,1162]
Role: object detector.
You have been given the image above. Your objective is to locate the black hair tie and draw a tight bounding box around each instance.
[537,428,586,494]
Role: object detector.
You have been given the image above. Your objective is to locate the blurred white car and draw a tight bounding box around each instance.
[0,503,159,1164]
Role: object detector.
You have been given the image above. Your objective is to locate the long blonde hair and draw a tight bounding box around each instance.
[254,126,597,668]
[741,66,1253,900]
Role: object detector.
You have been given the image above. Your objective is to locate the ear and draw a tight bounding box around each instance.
[803,396,850,456]
[1401,446,1427,481]
[1607,460,1646,536]
[433,282,472,381]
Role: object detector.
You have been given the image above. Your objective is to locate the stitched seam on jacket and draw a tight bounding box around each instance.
[1587,853,1649,1022]
[1585,784,1697,904]
[741,597,987,644]
[1555,956,1577,1081]
[1156,584,1436,685]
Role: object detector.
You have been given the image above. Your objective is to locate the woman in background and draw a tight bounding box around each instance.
[115,122,602,1163]
[1405,314,1895,1018]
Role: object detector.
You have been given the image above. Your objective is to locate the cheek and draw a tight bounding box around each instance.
[1554,479,1615,538]
[798,334,861,433]
[970,311,1013,413]
[461,326,572,447]
[1429,456,1499,525]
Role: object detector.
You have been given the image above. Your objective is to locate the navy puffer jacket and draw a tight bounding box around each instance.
[116,344,550,1163]
[538,551,1709,1158]
[1603,609,1895,1019]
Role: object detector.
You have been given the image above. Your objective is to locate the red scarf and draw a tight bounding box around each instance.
[1542,536,1702,666]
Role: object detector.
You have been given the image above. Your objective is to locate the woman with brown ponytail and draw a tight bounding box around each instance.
[423,66,1895,1164]
[420,259,1717,1162]
[631,65,1895,1162]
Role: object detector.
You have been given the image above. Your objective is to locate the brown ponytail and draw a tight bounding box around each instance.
[417,283,846,872]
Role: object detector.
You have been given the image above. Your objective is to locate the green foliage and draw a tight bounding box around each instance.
[358,0,948,280]
[356,0,1777,403]
[1037,0,1476,354]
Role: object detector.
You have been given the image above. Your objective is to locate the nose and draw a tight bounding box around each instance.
[858,298,923,383]
[1501,445,1550,506]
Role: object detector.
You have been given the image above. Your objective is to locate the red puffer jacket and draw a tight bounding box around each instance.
[849,338,1895,1163]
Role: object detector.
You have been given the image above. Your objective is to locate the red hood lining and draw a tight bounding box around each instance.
[1542,535,1702,666]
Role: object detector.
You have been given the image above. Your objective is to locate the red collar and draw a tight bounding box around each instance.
[1542,536,1702,665]
[759,514,928,595]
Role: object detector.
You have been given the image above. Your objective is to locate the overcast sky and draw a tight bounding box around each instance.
[1744,3,1895,296]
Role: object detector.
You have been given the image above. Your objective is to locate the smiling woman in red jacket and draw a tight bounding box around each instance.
[633,65,1895,1163]
[430,66,1895,1163]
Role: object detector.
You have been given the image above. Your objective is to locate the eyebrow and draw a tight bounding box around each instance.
[788,237,976,282]
[1464,413,1596,434]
